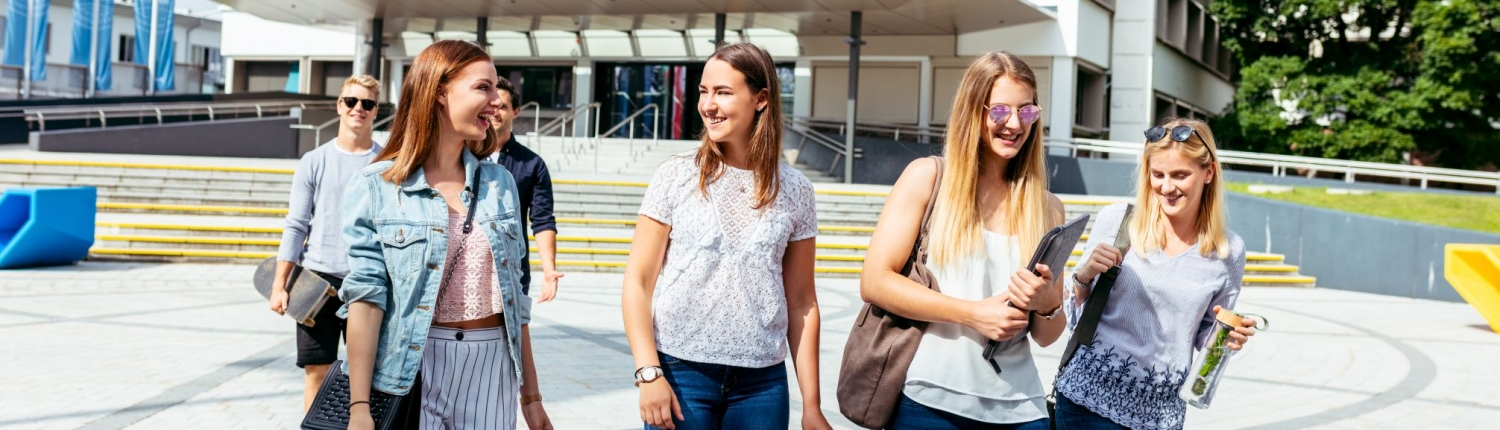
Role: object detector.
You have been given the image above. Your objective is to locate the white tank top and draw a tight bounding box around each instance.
[903,231,1049,423]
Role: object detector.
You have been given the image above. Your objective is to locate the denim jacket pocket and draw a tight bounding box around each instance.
[374,220,428,284]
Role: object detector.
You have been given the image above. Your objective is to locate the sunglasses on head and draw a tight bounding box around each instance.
[339,97,377,111]
[1144,125,1199,143]
[986,104,1042,126]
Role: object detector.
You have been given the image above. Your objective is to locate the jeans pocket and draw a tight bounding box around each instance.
[658,352,683,366]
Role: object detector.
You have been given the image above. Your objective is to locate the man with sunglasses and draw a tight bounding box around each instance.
[486,76,564,303]
[268,75,384,411]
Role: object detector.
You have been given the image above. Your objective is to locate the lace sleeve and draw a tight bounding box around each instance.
[787,172,818,242]
[639,158,685,225]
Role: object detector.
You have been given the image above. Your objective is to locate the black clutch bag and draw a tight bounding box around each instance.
[301,360,409,430]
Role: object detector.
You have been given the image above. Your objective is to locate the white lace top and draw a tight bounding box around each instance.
[639,152,819,368]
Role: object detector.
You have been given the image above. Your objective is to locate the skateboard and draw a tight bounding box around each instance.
[253,257,338,327]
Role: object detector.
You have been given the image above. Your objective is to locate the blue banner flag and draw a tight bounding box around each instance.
[3,0,51,80]
[133,0,175,91]
[70,0,114,91]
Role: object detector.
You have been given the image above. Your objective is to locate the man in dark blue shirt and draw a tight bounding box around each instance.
[488,76,563,302]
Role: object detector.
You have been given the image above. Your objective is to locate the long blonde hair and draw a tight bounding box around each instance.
[929,52,1050,268]
[1129,118,1231,258]
[375,40,501,185]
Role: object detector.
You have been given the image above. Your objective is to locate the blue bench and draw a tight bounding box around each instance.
[0,187,97,269]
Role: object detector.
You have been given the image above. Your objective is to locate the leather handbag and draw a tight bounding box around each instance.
[836,156,943,429]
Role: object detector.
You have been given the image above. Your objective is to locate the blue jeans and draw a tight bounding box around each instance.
[644,352,789,430]
[1054,393,1128,430]
[888,394,1051,430]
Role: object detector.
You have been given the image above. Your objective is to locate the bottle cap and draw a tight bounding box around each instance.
[1216,308,1243,327]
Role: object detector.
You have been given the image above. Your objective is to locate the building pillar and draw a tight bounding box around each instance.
[298,57,313,94]
[713,13,726,51]
[1049,56,1076,155]
[1109,0,1157,142]
[918,58,933,130]
[792,60,813,120]
[367,18,384,77]
[573,59,594,137]
[843,11,864,184]
[476,17,489,52]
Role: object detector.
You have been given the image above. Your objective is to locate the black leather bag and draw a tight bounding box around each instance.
[301,360,409,430]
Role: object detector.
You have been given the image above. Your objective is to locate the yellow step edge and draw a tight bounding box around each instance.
[820,226,876,233]
[98,202,289,215]
[0,158,296,175]
[1242,276,1316,284]
[97,222,284,234]
[89,247,273,259]
[96,235,280,246]
[554,179,650,188]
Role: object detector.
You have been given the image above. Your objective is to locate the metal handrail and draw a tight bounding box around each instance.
[27,100,317,131]
[516,101,541,139]
[533,103,602,166]
[289,116,342,146]
[793,116,947,142]
[1057,138,1500,193]
[785,120,853,183]
[598,103,661,163]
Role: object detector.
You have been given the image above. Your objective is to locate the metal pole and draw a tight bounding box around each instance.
[22,0,34,99]
[87,0,100,97]
[476,17,489,52]
[367,19,384,76]
[147,0,159,96]
[844,11,864,184]
[713,13,726,51]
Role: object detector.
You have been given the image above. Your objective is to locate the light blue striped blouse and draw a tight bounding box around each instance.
[1058,203,1246,430]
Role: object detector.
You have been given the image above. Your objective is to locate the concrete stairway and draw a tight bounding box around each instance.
[0,156,1316,286]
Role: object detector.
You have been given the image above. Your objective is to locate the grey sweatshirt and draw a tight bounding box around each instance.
[276,141,382,277]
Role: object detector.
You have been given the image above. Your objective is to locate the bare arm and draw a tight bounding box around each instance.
[1025,194,1070,347]
[621,215,682,428]
[783,238,828,426]
[859,159,983,326]
[345,302,383,418]
[534,230,562,303]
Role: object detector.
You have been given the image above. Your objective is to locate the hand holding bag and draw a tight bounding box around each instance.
[836,156,943,429]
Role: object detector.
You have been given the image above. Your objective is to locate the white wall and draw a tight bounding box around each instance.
[927,56,1051,126]
[220,11,352,58]
[811,64,921,124]
[1151,42,1234,114]
[1077,0,1114,68]
[1110,0,1159,139]
[799,35,955,57]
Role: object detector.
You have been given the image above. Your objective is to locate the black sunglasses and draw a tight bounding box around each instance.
[1144,125,1198,143]
[339,97,377,111]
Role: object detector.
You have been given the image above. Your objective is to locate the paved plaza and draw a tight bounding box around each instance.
[2,262,1498,429]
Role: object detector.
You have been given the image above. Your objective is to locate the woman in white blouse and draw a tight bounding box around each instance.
[620,42,832,430]
[1055,119,1258,430]
[859,51,1067,429]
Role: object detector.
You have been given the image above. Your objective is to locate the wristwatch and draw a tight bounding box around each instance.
[634,365,663,387]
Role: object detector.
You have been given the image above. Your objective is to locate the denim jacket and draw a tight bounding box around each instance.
[338,150,532,396]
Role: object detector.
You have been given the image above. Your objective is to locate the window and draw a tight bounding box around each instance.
[1075,65,1109,134]
[119,35,136,62]
[1157,0,1233,78]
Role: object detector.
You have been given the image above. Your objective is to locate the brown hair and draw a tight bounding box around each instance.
[929,52,1050,268]
[496,75,517,107]
[695,42,784,209]
[1129,118,1231,258]
[375,40,500,184]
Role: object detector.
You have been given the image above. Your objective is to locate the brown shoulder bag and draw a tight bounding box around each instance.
[836,155,943,429]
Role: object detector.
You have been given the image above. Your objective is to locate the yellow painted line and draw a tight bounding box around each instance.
[98,202,289,215]
[529,247,630,255]
[815,266,863,274]
[1249,254,1284,262]
[816,255,865,262]
[554,179,650,188]
[556,217,638,226]
[820,225,876,233]
[533,235,634,244]
[1247,265,1300,273]
[534,259,628,268]
[815,189,889,197]
[0,158,295,175]
[817,243,869,250]
[89,247,273,259]
[97,235,280,246]
[1242,276,1316,284]
[97,222,284,234]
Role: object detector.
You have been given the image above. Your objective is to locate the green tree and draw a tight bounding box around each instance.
[1210,0,1499,169]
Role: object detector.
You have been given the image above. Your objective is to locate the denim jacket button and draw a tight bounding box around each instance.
[409,345,420,351]
[489,222,497,230]
[427,263,439,270]
[501,258,508,266]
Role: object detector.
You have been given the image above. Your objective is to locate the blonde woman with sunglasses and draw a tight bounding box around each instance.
[858,52,1067,429]
[1054,119,1258,430]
